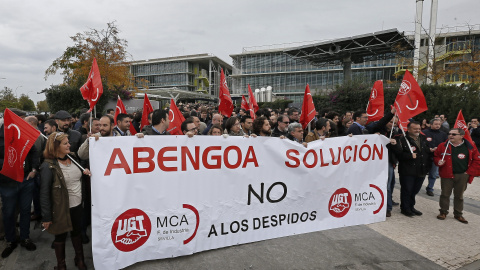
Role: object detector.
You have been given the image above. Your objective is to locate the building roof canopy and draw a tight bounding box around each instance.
[283,29,414,65]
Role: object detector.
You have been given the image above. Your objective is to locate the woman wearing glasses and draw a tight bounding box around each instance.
[40,132,91,270]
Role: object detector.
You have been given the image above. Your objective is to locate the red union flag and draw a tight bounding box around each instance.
[248,84,259,113]
[140,93,154,131]
[299,84,317,129]
[167,99,185,135]
[218,69,234,117]
[454,110,475,148]
[394,70,427,127]
[366,80,384,124]
[114,96,137,135]
[0,109,41,182]
[241,95,249,111]
[80,58,103,113]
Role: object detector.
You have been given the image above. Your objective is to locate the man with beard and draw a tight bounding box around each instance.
[271,115,289,137]
[43,119,58,136]
[393,121,432,217]
[55,110,82,154]
[252,116,271,137]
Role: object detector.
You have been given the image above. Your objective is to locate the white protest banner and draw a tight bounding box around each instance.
[90,134,389,269]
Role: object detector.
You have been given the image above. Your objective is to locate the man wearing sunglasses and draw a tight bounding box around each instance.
[272,115,289,137]
[433,128,480,224]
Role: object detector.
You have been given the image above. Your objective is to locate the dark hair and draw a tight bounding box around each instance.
[190,110,198,117]
[326,111,339,120]
[35,114,47,123]
[208,124,223,135]
[181,119,195,133]
[287,108,299,116]
[407,121,420,128]
[240,115,252,124]
[107,109,114,114]
[44,119,58,129]
[116,113,130,124]
[152,109,168,126]
[225,117,239,134]
[80,113,90,125]
[353,110,367,121]
[252,116,268,135]
[278,115,289,123]
[315,118,329,130]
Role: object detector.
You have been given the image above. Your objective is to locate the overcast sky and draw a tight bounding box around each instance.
[1,0,479,104]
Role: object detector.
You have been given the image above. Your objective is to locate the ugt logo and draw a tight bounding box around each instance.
[328,188,352,218]
[111,209,151,252]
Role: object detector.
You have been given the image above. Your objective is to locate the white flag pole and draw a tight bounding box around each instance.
[389,113,397,139]
[41,133,86,172]
[399,126,414,154]
[441,141,450,162]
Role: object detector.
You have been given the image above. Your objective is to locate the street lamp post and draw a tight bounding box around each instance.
[14,85,22,98]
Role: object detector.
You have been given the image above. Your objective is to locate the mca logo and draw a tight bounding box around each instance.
[328,188,352,218]
[111,209,151,252]
[7,146,17,168]
[398,80,412,95]
[370,88,377,100]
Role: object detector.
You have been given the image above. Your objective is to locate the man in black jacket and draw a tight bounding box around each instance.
[393,121,433,217]
[469,117,480,148]
[271,115,289,137]
[423,118,448,196]
[55,110,82,154]
[0,109,40,258]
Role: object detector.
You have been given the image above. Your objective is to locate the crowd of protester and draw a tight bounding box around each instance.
[0,101,478,269]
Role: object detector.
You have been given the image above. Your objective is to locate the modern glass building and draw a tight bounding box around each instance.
[130,54,232,98]
[230,47,398,103]
[230,26,480,103]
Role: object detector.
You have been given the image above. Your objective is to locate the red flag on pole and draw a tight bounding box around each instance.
[241,95,249,111]
[394,70,428,129]
[299,84,317,129]
[248,84,259,113]
[167,99,185,135]
[140,93,154,131]
[366,80,384,124]
[114,96,137,135]
[80,58,103,113]
[454,110,475,148]
[0,109,41,182]
[218,69,234,117]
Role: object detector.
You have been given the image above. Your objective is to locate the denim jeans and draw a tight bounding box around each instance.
[0,177,35,242]
[427,162,439,192]
[387,163,395,211]
[399,175,425,212]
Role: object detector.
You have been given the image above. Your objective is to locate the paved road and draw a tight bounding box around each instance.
[0,176,479,270]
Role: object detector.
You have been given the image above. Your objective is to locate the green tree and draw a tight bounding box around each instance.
[43,83,111,114]
[0,87,19,111]
[18,94,36,111]
[36,100,50,112]
[45,21,133,98]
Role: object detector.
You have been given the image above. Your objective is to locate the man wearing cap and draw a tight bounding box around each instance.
[55,110,82,154]
[0,108,39,257]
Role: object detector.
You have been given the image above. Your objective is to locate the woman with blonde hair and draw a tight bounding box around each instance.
[40,132,91,270]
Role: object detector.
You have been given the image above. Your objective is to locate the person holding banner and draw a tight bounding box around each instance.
[142,109,170,136]
[252,116,272,137]
[305,118,330,143]
[40,132,91,270]
[347,110,369,135]
[434,128,480,224]
[113,113,133,136]
[393,121,432,217]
